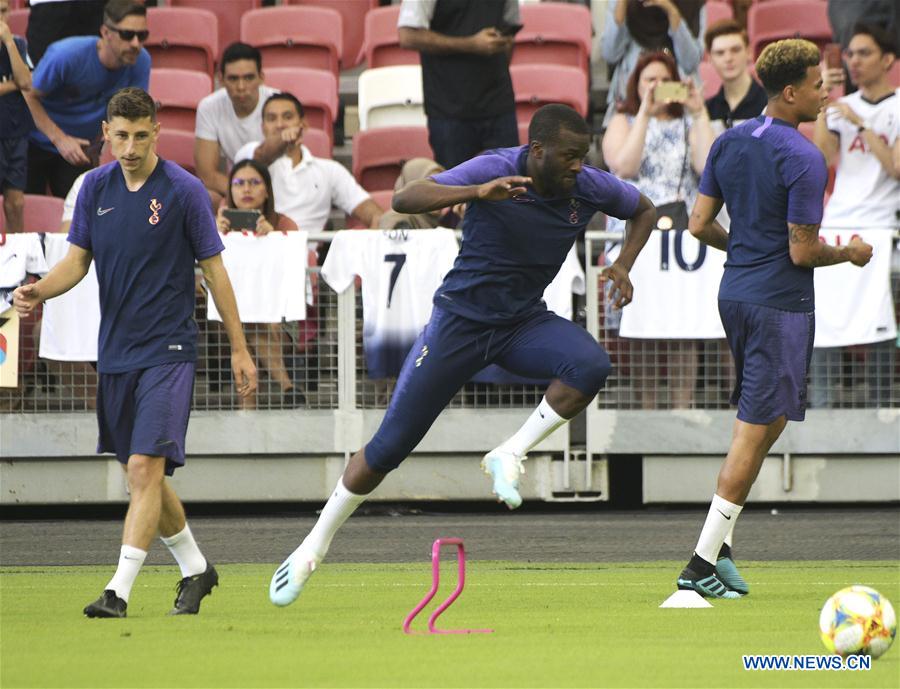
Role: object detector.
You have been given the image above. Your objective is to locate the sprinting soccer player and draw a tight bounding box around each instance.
[13,87,257,617]
[676,39,873,598]
[269,103,658,607]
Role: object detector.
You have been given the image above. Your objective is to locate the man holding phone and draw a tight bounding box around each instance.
[23,0,150,197]
[397,0,520,168]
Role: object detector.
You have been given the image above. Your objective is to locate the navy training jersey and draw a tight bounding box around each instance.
[699,116,827,312]
[431,146,640,324]
[68,159,224,373]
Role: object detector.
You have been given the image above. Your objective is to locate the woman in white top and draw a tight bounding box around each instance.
[602,50,717,409]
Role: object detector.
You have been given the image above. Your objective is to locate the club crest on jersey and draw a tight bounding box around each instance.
[568,199,580,224]
[148,199,162,225]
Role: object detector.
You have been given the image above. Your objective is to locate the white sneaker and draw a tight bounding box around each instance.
[481,449,525,509]
[269,547,319,607]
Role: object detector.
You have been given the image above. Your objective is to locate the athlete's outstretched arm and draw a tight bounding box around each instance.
[393,176,531,214]
[199,253,258,398]
[600,193,656,308]
[12,244,92,315]
[788,223,873,268]
[688,193,728,251]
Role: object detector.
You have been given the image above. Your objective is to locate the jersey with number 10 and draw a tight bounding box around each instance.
[321,229,459,378]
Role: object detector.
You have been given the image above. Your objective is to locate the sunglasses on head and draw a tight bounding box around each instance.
[105,24,149,42]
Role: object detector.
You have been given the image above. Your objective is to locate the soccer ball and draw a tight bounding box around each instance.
[819,586,896,658]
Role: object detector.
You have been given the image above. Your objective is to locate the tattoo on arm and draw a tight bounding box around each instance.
[788,222,848,267]
[788,223,819,245]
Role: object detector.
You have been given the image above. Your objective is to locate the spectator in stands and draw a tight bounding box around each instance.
[26,0,106,66]
[602,50,716,408]
[601,0,706,128]
[236,92,384,232]
[810,23,898,408]
[23,0,150,197]
[703,20,768,132]
[195,43,279,207]
[0,0,33,233]
[215,158,304,410]
[828,0,899,55]
[397,0,520,169]
[377,157,453,230]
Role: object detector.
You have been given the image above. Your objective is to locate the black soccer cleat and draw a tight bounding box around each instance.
[169,563,219,615]
[84,590,127,618]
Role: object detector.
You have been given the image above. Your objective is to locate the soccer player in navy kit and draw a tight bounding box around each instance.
[269,104,658,607]
[676,40,873,598]
[13,88,257,617]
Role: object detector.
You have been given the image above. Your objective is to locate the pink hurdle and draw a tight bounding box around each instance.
[402,537,493,635]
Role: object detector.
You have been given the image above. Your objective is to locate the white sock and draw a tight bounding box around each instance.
[497,396,567,456]
[105,545,147,603]
[695,494,742,565]
[724,520,735,548]
[300,478,369,561]
[160,523,207,577]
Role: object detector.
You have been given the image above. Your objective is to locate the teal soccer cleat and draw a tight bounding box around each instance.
[677,566,742,599]
[481,449,525,509]
[715,556,750,595]
[269,547,319,607]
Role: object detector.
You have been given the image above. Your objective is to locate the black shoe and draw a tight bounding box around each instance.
[169,563,219,615]
[84,590,127,618]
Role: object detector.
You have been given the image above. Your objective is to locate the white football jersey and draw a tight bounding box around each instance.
[207,231,310,323]
[0,234,47,309]
[39,234,101,361]
[321,228,459,378]
[823,89,900,229]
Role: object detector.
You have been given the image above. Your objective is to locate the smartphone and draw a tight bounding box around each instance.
[653,81,688,103]
[824,42,843,70]
[222,208,261,231]
[498,23,523,37]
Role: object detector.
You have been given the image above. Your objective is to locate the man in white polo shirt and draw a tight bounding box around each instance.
[812,22,899,408]
[194,43,279,205]
[235,92,384,231]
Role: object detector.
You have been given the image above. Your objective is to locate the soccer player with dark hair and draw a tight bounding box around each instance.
[676,40,873,598]
[13,87,257,618]
[268,103,658,607]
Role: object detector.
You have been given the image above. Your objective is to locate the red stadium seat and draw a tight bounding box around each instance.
[149,68,213,134]
[22,195,65,233]
[699,61,723,100]
[747,0,832,59]
[263,67,338,151]
[361,5,419,68]
[156,130,198,174]
[285,0,377,69]
[301,128,332,159]
[145,8,218,78]
[7,8,28,36]
[705,0,734,27]
[352,127,433,192]
[518,121,528,146]
[889,60,900,88]
[513,2,592,74]
[169,0,261,59]
[509,64,588,130]
[240,6,342,77]
[345,189,393,229]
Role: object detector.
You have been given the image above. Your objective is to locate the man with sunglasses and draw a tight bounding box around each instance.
[23,0,149,197]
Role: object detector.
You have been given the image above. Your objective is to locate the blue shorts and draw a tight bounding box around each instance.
[96,362,195,475]
[0,137,28,191]
[365,306,612,473]
[719,300,814,425]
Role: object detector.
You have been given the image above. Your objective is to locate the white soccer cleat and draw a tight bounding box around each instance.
[481,449,526,509]
[269,547,319,607]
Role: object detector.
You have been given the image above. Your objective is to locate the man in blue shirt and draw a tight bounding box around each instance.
[0,0,33,233]
[13,88,257,618]
[676,39,873,599]
[268,104,658,607]
[23,0,150,197]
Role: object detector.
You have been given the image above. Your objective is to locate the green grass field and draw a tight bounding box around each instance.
[1,561,897,689]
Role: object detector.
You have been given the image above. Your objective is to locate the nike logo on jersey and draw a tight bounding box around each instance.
[97,207,115,216]
[716,509,732,520]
